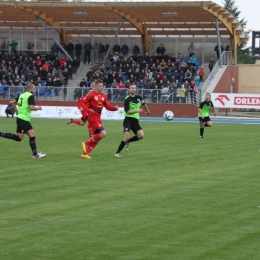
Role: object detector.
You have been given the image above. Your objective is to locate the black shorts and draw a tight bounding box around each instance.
[123,117,142,135]
[199,116,211,124]
[16,117,33,134]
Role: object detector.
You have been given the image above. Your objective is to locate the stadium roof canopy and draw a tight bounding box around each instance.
[0,0,247,63]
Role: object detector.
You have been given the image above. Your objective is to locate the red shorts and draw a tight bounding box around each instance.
[81,110,88,122]
[88,119,104,136]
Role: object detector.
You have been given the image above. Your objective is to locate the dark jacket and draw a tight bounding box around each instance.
[84,43,92,52]
[75,43,82,54]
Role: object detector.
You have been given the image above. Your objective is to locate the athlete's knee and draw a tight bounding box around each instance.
[137,133,144,139]
[100,131,106,138]
[124,137,130,142]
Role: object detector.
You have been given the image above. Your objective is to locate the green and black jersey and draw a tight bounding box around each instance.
[124,94,145,120]
[15,92,35,122]
[198,99,214,117]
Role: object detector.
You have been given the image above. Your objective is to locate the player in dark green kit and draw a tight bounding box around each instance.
[115,83,150,157]
[198,93,216,138]
[0,83,46,158]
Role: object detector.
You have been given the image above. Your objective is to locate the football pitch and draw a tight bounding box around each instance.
[0,118,259,260]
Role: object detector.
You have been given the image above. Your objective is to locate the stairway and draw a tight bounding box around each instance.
[66,63,91,101]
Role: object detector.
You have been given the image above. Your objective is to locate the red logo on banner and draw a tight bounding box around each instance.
[234,97,260,106]
[215,94,230,106]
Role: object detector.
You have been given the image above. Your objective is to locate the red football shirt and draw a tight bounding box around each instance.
[80,91,117,121]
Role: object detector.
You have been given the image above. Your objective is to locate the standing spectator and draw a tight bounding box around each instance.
[63,85,67,101]
[60,40,67,55]
[104,43,110,57]
[214,44,224,60]
[223,42,230,65]
[9,40,18,53]
[93,41,100,63]
[156,43,165,56]
[187,42,195,57]
[67,40,75,58]
[51,42,60,55]
[180,84,186,104]
[198,66,205,82]
[99,41,105,61]
[121,43,129,57]
[208,58,215,73]
[189,80,197,104]
[74,84,82,101]
[133,43,140,56]
[113,41,121,54]
[84,40,92,64]
[75,40,82,62]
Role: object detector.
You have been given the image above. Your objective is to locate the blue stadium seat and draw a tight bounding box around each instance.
[50,91,56,97]
[38,86,45,96]
[196,61,202,66]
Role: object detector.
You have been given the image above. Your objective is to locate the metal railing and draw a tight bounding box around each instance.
[199,51,231,102]
[0,85,199,105]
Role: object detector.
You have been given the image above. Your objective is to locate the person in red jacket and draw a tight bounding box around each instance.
[198,66,205,82]
[80,79,118,158]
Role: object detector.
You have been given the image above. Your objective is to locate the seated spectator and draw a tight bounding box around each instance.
[189,54,197,66]
[99,63,106,74]
[160,59,166,69]
[5,103,15,118]
[184,69,192,83]
[42,61,50,72]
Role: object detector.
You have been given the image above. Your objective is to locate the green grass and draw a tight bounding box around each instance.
[0,118,260,260]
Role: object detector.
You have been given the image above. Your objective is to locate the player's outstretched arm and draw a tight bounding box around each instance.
[104,98,118,111]
[143,103,150,115]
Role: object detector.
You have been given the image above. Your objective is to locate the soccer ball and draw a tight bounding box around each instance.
[163,110,174,121]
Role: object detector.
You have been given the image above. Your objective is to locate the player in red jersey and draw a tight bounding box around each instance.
[67,88,93,136]
[80,79,118,158]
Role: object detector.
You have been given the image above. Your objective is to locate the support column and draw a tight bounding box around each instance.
[232,28,237,64]
[61,29,68,43]
[215,16,223,66]
[141,28,150,55]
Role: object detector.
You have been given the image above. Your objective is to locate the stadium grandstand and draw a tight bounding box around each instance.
[0,0,246,103]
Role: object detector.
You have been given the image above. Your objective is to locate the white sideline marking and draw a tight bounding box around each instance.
[0,200,19,204]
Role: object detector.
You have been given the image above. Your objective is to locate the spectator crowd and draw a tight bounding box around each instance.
[0,41,80,100]
[77,41,204,104]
